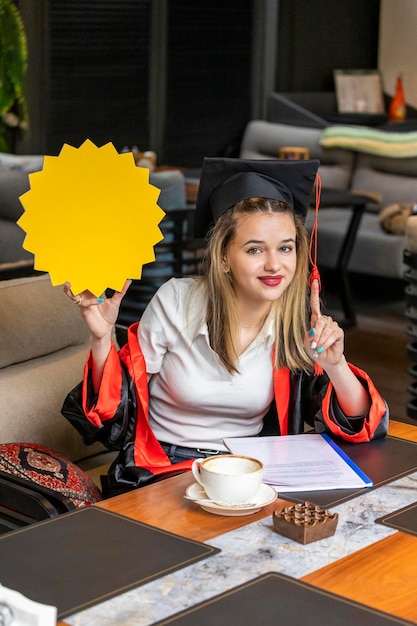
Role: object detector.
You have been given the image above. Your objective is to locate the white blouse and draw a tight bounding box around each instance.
[138,277,275,451]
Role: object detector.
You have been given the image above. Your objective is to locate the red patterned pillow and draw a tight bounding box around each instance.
[0,443,103,508]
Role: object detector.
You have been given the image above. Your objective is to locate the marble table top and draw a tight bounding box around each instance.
[65,470,417,625]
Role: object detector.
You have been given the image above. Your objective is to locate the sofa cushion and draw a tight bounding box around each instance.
[0,343,100,458]
[0,167,30,221]
[0,442,102,507]
[240,120,355,190]
[149,169,186,210]
[0,218,33,263]
[0,274,89,369]
[351,153,417,207]
[0,152,44,173]
[0,273,108,464]
[306,208,406,278]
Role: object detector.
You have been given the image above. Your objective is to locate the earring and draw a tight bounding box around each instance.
[222,263,229,272]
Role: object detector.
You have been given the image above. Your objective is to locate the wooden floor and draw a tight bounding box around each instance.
[323,273,415,425]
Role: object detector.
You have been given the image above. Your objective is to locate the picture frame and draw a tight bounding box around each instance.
[334,69,385,115]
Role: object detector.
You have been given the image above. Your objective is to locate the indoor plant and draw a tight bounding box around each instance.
[0,0,28,152]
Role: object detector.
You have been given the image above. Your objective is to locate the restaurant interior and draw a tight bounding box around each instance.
[2,1,417,625]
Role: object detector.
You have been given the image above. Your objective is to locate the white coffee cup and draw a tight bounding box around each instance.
[191,455,263,505]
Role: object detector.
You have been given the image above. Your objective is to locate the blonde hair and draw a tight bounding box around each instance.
[199,198,314,374]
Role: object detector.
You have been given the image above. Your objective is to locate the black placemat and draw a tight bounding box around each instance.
[0,506,219,619]
[279,435,417,508]
[376,501,417,537]
[152,572,415,625]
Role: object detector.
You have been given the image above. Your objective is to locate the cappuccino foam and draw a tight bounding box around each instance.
[203,456,262,475]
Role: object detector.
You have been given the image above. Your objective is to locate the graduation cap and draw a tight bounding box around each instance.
[194,157,320,238]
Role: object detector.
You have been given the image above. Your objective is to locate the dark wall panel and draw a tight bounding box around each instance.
[277,0,380,92]
[18,1,381,161]
[163,0,253,168]
[45,0,151,154]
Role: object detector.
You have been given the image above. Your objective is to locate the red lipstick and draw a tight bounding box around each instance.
[259,276,282,287]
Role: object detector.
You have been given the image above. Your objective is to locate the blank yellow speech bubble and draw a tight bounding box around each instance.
[18,139,165,297]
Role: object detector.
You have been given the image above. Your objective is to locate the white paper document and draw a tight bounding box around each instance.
[223,433,373,492]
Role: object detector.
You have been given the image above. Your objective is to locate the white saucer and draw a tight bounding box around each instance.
[185,482,277,516]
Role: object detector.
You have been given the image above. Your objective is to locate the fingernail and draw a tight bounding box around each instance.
[309,328,315,337]
[313,352,318,359]
[97,298,104,303]
[317,346,324,354]
[311,341,317,350]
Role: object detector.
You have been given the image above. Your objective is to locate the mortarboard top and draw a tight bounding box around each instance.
[194,157,320,238]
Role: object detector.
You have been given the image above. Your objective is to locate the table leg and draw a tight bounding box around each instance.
[334,203,365,329]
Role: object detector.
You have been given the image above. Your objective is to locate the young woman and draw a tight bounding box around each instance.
[62,157,388,497]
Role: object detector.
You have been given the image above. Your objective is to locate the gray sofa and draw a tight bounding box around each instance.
[0,153,44,266]
[240,119,417,279]
[0,274,109,465]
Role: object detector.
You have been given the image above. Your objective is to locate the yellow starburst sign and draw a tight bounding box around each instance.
[17,139,165,296]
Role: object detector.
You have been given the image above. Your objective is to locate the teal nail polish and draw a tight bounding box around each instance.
[313,353,318,359]
[309,328,315,337]
[317,346,324,354]
[97,298,104,303]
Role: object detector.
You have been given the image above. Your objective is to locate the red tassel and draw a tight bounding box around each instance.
[309,265,321,288]
[309,173,323,376]
[314,361,324,376]
[308,173,322,291]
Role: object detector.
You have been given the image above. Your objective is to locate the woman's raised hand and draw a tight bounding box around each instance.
[306,279,345,369]
[64,279,132,341]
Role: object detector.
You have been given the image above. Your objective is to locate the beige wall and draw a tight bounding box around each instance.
[379,0,417,108]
